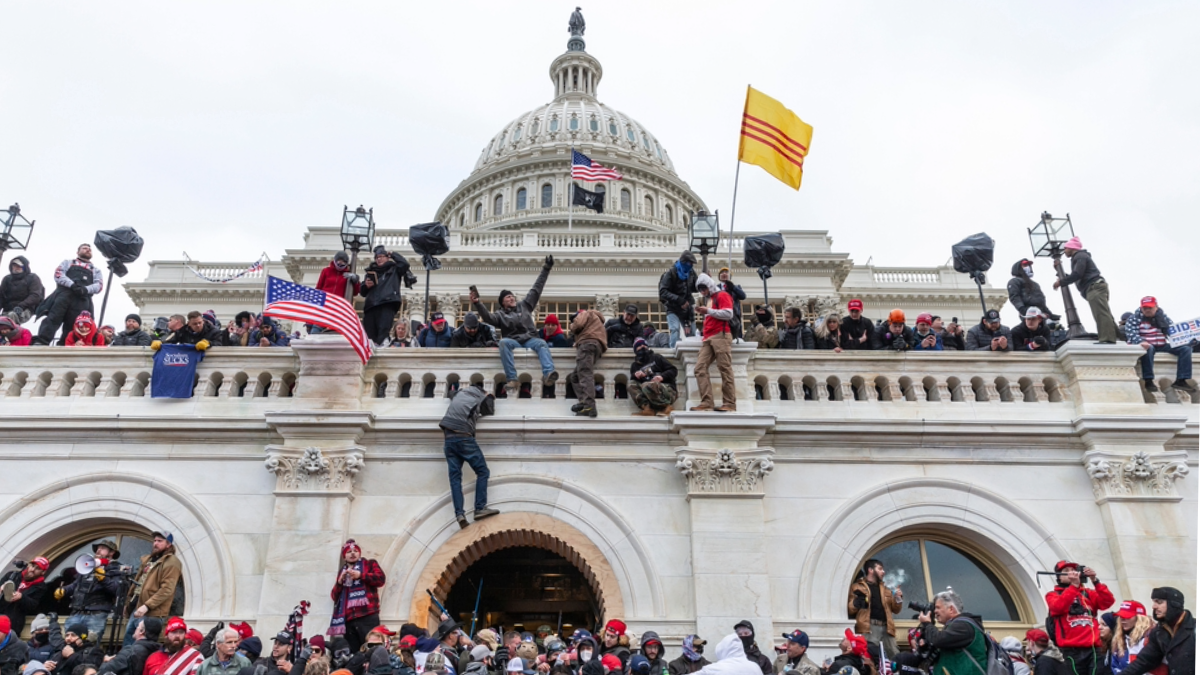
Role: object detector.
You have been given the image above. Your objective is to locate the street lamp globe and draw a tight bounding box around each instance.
[341,205,375,253]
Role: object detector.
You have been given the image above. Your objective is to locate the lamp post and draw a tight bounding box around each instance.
[689,210,720,274]
[340,205,375,303]
[0,203,36,269]
[1028,211,1089,339]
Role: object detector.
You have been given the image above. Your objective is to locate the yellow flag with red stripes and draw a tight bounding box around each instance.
[738,86,813,190]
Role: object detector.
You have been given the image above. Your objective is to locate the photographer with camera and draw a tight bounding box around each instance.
[847,560,903,659]
[54,541,123,642]
[1,556,50,636]
[1045,561,1114,675]
[916,589,989,675]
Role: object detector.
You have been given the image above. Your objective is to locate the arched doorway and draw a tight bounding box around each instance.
[406,512,625,628]
[444,545,600,636]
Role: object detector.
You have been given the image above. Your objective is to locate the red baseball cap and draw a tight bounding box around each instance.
[187,629,203,645]
[371,625,397,637]
[1140,296,1157,308]
[1025,629,1050,646]
[1115,600,1147,619]
[398,635,417,650]
[1054,560,1078,573]
[604,619,626,635]
[848,299,864,311]
[166,617,188,634]
[601,655,622,672]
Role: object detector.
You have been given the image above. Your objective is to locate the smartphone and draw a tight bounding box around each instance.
[952,317,958,324]
[469,284,479,297]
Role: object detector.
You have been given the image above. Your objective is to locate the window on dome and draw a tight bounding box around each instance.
[626,127,635,142]
[655,143,663,160]
[589,117,599,132]
[569,116,579,131]
[541,184,553,208]
[531,119,540,134]
[516,188,527,211]
[643,134,650,150]
[498,132,506,147]
[513,126,522,141]
[458,214,465,228]
[493,195,503,216]
[865,536,1021,623]
[475,203,483,222]
[665,205,673,223]
[550,117,560,132]
[620,189,631,212]
[644,196,654,217]
[609,120,618,135]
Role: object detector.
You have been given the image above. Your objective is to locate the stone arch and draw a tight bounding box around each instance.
[799,477,1069,622]
[407,513,623,626]
[382,475,662,624]
[0,472,236,618]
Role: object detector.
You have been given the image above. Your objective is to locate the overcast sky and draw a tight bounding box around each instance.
[3,1,1196,328]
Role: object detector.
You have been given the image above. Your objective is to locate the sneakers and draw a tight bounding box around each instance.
[543,371,559,387]
[474,507,500,521]
[570,402,586,413]
[1172,379,1198,395]
[1144,379,1159,393]
[456,514,469,529]
[655,405,674,417]
[575,406,597,418]
[632,406,656,417]
[505,380,519,397]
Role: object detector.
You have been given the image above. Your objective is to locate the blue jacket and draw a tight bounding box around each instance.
[416,325,452,348]
[912,330,944,351]
[250,318,290,347]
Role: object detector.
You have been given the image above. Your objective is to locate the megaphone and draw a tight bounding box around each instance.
[75,554,110,575]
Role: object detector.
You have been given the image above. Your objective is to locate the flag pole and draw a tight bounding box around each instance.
[727,160,742,270]
[568,145,573,231]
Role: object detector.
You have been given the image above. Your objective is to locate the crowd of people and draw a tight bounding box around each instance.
[3,543,1194,675]
[1,241,1194,399]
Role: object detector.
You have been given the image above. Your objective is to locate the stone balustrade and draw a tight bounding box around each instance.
[0,340,1192,411]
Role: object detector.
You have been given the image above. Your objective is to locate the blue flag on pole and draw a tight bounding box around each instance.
[151,344,205,398]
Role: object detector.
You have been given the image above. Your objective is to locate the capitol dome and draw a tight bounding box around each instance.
[436,25,707,233]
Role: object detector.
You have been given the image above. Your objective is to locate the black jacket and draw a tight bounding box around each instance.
[1060,250,1103,298]
[605,317,643,349]
[1031,652,1063,675]
[0,633,29,675]
[658,265,697,316]
[966,322,1013,351]
[840,316,874,350]
[63,566,122,613]
[360,253,415,312]
[779,323,816,350]
[1011,322,1052,352]
[0,257,45,314]
[450,323,497,348]
[48,620,105,675]
[873,324,915,350]
[164,322,228,347]
[1120,611,1194,675]
[111,328,153,346]
[668,656,710,675]
[824,653,867,675]
[1007,264,1054,319]
[98,638,160,675]
[0,576,46,635]
[630,350,677,385]
[474,265,551,342]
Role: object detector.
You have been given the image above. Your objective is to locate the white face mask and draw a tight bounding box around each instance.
[579,650,593,662]
[1023,265,1034,278]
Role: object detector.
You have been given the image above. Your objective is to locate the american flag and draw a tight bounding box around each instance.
[263,276,372,363]
[571,150,623,181]
[158,646,203,675]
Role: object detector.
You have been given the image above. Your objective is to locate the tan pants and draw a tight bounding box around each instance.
[694,331,735,409]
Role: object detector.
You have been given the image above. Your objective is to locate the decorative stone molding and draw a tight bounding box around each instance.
[1084,450,1189,503]
[675,448,774,497]
[594,293,620,320]
[783,295,805,313]
[814,294,841,317]
[436,291,462,326]
[265,445,365,495]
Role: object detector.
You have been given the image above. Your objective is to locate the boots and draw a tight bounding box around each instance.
[632,406,656,417]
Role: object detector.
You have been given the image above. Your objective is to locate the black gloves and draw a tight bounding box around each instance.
[344,273,359,285]
[71,282,88,297]
[852,590,867,610]
[403,270,418,289]
[206,621,224,639]
[544,255,554,269]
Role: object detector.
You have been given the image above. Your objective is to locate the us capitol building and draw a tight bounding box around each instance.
[1,12,1194,657]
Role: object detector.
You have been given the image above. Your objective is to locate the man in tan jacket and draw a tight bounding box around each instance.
[568,309,607,418]
[123,530,182,646]
[846,558,903,658]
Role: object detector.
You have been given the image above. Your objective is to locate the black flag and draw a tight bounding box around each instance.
[571,184,605,213]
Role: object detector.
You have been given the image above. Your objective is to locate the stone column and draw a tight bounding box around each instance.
[674,341,759,412]
[436,291,462,327]
[673,414,777,643]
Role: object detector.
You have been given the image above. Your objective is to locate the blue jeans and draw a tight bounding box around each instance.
[444,437,489,516]
[666,313,685,348]
[1141,343,1192,381]
[122,616,141,647]
[69,612,111,643]
[498,337,555,381]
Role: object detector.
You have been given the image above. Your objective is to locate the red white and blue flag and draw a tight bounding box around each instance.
[263,275,372,363]
[571,150,623,182]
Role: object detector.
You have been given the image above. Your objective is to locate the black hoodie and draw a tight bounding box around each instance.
[0,255,45,314]
[732,621,773,675]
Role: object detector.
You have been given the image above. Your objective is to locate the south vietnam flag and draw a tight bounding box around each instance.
[738,86,813,190]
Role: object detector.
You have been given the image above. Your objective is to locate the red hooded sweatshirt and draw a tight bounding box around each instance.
[317,261,360,297]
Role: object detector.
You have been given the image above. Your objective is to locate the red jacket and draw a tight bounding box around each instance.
[1046,582,1115,648]
[317,262,359,298]
[329,558,385,621]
